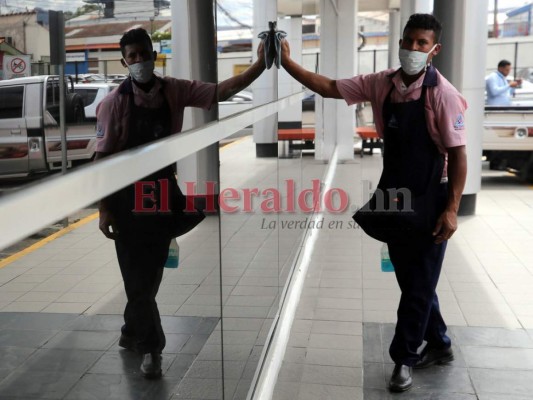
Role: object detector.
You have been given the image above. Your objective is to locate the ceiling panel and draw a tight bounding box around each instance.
[279,0,393,16]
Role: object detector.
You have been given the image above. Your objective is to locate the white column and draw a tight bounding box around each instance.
[388,8,401,68]
[315,0,337,161]
[171,0,219,204]
[400,0,433,29]
[316,0,357,161]
[252,0,278,157]
[433,0,487,215]
[278,16,303,128]
[336,0,357,160]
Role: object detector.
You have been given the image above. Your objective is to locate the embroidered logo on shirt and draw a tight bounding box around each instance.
[388,114,399,128]
[96,124,105,138]
[453,114,465,130]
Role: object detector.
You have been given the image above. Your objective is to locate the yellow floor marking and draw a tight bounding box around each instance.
[220,135,250,150]
[0,212,99,269]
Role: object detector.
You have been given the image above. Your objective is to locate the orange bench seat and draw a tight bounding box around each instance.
[277,128,316,141]
[278,127,379,140]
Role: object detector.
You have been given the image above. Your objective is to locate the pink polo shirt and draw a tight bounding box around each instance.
[96,76,217,153]
[336,67,467,161]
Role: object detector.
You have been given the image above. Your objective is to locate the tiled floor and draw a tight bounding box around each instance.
[2,135,533,399]
[0,313,217,400]
[273,156,533,399]
[363,322,533,399]
[0,137,317,399]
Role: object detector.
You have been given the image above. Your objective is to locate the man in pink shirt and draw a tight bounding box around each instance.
[281,14,467,392]
[95,28,266,379]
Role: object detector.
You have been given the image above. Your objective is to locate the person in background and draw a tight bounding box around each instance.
[485,59,522,106]
[95,27,265,379]
[280,14,467,392]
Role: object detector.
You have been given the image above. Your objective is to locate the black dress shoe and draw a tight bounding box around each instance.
[388,364,412,392]
[414,346,454,369]
[140,352,162,379]
[118,334,139,353]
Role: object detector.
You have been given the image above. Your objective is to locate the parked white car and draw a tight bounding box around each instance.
[218,90,253,119]
[73,82,118,120]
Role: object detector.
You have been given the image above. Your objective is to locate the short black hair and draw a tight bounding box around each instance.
[498,59,511,69]
[120,28,153,57]
[403,13,442,43]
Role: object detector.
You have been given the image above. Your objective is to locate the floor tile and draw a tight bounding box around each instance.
[0,329,58,348]
[297,383,363,400]
[0,370,84,399]
[469,368,533,396]
[42,302,92,313]
[461,346,533,370]
[1,302,50,312]
[301,364,362,387]
[19,348,102,373]
[0,347,36,370]
[64,373,181,400]
[305,348,362,368]
[65,314,124,332]
[0,312,78,331]
[272,381,300,400]
[363,388,477,400]
[165,354,197,378]
[450,326,533,348]
[173,377,237,399]
[42,330,119,351]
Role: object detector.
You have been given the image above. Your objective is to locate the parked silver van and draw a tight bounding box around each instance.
[0,75,97,179]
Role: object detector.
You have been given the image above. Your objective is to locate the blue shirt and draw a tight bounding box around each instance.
[485,71,513,106]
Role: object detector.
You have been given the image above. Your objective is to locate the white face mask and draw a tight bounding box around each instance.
[124,59,154,84]
[398,44,438,76]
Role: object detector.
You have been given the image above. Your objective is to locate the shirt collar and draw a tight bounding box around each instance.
[131,78,162,100]
[392,69,426,95]
[119,76,165,95]
[496,70,507,80]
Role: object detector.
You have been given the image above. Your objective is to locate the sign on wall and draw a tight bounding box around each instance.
[66,52,86,63]
[4,55,31,79]
[160,39,171,54]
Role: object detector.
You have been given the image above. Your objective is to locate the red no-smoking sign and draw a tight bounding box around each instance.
[10,57,27,74]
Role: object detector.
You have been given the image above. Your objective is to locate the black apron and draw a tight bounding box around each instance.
[354,66,445,243]
[111,80,204,241]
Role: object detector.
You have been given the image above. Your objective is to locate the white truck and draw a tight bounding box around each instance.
[483,105,533,182]
[0,75,96,179]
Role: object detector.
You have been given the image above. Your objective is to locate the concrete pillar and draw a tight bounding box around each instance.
[336,0,357,160]
[252,0,278,157]
[316,0,357,161]
[400,0,433,29]
[433,0,487,215]
[278,16,303,129]
[388,8,401,68]
[171,0,219,210]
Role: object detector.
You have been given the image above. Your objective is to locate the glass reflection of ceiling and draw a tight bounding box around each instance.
[216,0,252,29]
[2,0,171,16]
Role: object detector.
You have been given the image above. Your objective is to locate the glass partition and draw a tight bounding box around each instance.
[217,1,282,397]
[0,2,225,399]
[0,1,328,398]
[217,0,257,120]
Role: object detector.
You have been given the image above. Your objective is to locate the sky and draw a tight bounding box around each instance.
[489,0,532,10]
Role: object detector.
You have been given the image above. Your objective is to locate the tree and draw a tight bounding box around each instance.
[151,31,171,42]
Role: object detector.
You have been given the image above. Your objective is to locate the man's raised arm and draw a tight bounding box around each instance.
[281,40,342,99]
[217,43,266,102]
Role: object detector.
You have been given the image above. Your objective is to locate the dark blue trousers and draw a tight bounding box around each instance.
[115,236,170,354]
[387,238,451,366]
